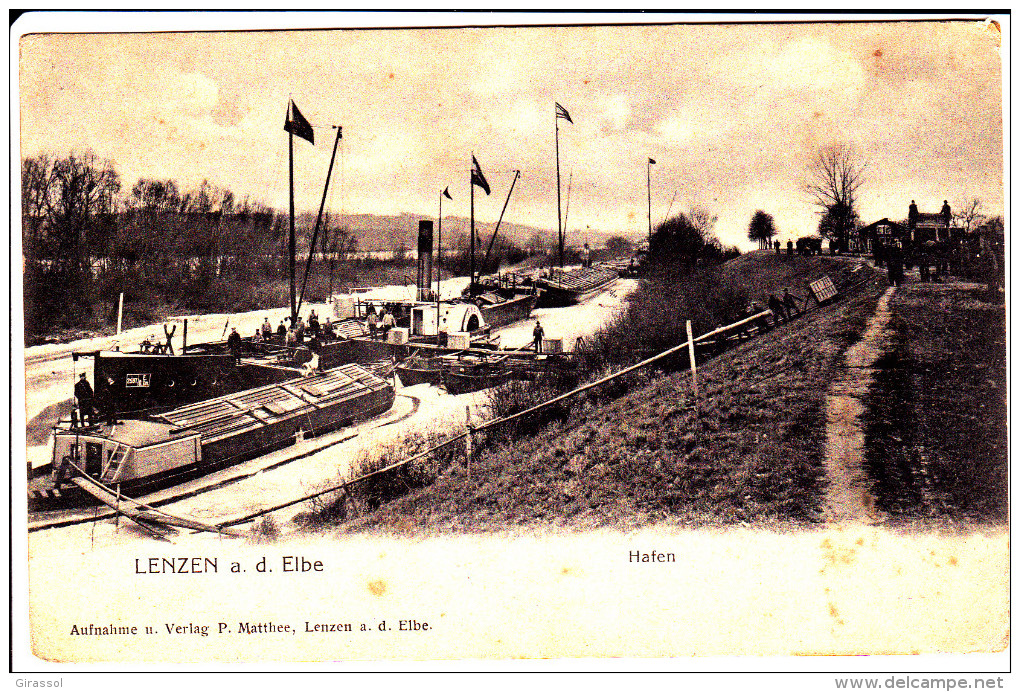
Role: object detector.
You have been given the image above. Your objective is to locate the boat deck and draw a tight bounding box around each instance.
[156,363,391,444]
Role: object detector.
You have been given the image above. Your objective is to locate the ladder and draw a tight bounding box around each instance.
[102,443,129,483]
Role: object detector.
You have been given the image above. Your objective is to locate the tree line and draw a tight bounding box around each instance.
[21,152,358,341]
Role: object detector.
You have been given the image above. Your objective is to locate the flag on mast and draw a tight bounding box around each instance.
[471,156,490,195]
[648,157,656,164]
[555,102,573,124]
[443,187,452,200]
[284,100,315,145]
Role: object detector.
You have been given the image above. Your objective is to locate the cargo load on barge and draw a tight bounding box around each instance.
[535,266,619,307]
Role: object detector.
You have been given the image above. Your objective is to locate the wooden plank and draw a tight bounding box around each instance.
[71,476,240,536]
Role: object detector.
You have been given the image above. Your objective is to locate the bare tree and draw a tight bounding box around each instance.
[954,197,986,232]
[687,205,718,238]
[806,145,867,250]
[21,154,53,258]
[650,207,718,266]
[47,152,121,278]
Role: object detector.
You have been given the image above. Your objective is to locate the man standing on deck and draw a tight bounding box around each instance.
[74,373,94,427]
[381,309,396,338]
[533,320,545,353]
[227,326,242,357]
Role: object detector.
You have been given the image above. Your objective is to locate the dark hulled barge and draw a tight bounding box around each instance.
[31,363,394,508]
[535,266,619,307]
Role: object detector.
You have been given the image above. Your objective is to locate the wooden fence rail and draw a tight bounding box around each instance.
[222,309,778,528]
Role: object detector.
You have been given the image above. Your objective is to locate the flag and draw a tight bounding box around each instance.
[555,102,573,124]
[284,100,315,145]
[648,157,656,165]
[471,156,490,195]
[443,187,452,200]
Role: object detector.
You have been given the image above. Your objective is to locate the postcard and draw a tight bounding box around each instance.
[12,11,1009,681]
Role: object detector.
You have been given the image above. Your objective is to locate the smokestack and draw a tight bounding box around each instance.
[416,220,434,301]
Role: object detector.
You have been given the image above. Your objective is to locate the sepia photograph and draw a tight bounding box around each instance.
[11,10,1009,680]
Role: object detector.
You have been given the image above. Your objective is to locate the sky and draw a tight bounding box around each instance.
[18,14,1005,250]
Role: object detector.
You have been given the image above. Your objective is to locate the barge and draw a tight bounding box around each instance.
[535,266,619,307]
[31,363,394,508]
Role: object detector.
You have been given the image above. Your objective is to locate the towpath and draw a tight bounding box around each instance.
[821,284,894,523]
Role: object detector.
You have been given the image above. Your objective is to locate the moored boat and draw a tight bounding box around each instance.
[442,358,515,394]
[535,266,619,307]
[472,291,539,329]
[31,363,394,508]
[394,353,444,387]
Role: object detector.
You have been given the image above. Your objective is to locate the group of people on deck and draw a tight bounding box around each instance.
[365,304,397,340]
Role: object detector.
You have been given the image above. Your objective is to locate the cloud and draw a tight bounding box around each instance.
[599,93,632,131]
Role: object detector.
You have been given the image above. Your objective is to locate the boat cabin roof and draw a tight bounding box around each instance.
[153,363,390,443]
[57,418,180,449]
[58,363,391,450]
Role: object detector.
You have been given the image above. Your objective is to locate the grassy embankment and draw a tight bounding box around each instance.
[298,252,887,533]
[862,283,1007,524]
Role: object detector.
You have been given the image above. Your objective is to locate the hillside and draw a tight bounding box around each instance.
[328,253,887,534]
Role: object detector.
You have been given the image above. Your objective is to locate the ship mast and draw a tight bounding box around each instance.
[297,125,342,317]
[288,103,297,325]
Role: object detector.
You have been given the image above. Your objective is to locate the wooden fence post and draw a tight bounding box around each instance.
[686,320,698,396]
[465,405,473,478]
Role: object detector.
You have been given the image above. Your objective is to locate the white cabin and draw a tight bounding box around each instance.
[411,303,487,337]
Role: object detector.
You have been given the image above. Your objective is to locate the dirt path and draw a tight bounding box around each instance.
[821,285,895,523]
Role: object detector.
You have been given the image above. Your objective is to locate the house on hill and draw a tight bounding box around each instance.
[859,200,964,251]
[908,199,957,243]
[858,218,908,252]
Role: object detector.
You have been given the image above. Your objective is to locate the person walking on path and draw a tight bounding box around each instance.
[533,320,545,353]
[887,244,905,287]
[783,288,802,318]
[767,294,786,325]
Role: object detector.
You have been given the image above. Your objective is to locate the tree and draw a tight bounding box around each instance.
[650,212,708,266]
[817,201,857,244]
[21,154,53,259]
[806,145,866,251]
[747,210,777,249]
[687,205,718,238]
[22,152,120,328]
[321,216,357,299]
[954,197,986,233]
[605,235,633,255]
